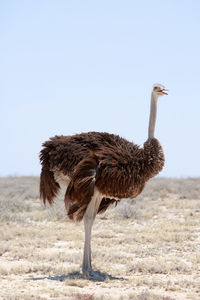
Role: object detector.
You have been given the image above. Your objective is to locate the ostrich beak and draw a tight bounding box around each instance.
[160,88,168,95]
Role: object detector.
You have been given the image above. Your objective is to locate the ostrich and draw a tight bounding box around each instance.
[40,83,167,280]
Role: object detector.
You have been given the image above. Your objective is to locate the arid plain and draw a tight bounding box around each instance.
[0,177,199,300]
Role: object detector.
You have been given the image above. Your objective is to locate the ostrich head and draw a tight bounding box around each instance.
[152,83,168,97]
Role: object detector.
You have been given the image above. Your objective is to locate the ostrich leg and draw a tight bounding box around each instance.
[82,190,104,280]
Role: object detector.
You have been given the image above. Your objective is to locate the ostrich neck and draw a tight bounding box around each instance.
[148,93,158,139]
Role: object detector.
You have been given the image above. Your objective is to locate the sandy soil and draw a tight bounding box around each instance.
[0,177,200,300]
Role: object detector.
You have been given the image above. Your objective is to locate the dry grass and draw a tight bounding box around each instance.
[0,177,200,300]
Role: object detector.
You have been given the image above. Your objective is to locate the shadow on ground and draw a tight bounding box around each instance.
[25,271,126,282]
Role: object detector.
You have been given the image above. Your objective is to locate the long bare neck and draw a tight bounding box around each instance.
[148,92,158,139]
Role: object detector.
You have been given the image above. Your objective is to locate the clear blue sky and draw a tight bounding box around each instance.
[1,0,200,177]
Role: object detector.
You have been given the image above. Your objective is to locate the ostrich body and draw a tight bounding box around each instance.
[40,84,167,280]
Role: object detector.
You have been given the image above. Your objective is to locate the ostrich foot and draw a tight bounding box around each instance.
[83,268,107,281]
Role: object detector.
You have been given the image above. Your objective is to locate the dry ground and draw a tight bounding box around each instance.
[0,177,200,300]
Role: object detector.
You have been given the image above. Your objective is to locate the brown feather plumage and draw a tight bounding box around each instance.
[39,132,165,221]
[40,168,60,204]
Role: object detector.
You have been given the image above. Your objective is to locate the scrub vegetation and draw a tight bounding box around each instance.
[0,177,199,299]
